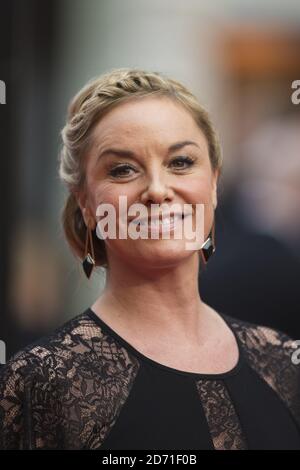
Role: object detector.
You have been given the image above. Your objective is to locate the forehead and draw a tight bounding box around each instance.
[90,96,208,152]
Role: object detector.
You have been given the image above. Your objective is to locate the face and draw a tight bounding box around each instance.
[78,96,219,270]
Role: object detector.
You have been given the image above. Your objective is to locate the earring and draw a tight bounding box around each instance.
[200,218,216,264]
[82,225,96,278]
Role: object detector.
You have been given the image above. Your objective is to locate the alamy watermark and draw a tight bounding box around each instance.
[291,340,300,365]
[0,80,6,104]
[0,340,6,365]
[95,197,205,251]
[291,80,300,105]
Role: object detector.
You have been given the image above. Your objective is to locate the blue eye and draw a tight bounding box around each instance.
[170,156,195,169]
[108,164,136,178]
[108,156,195,179]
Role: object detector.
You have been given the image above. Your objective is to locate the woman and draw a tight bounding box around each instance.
[0,68,299,450]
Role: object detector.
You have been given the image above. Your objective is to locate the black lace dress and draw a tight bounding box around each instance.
[0,308,300,450]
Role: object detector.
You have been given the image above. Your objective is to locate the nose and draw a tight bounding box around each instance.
[140,169,174,206]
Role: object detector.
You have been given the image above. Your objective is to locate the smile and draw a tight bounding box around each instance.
[130,213,192,234]
[131,213,185,226]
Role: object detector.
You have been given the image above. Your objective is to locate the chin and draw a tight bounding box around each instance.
[129,240,196,267]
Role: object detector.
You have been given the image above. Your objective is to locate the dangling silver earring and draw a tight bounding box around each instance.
[82,226,96,278]
[200,218,216,264]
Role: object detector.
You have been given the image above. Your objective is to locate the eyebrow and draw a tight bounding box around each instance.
[96,140,200,161]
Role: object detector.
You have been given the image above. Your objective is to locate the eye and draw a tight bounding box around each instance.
[108,164,137,178]
[170,156,195,170]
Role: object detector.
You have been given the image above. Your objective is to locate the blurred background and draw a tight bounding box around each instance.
[1,0,300,360]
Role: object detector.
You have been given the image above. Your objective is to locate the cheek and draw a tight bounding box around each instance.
[89,182,137,218]
[181,177,215,237]
[180,177,213,205]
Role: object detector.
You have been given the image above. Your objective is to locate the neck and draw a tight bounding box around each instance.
[92,253,210,343]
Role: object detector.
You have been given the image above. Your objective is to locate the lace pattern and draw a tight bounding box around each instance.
[1,311,299,449]
[196,379,247,450]
[0,314,140,449]
[228,317,300,429]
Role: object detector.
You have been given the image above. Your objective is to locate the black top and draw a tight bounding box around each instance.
[0,308,300,450]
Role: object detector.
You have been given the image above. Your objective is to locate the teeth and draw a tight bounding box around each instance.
[134,214,183,226]
[131,213,187,228]
[161,217,174,225]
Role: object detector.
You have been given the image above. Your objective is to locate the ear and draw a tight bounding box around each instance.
[74,190,95,229]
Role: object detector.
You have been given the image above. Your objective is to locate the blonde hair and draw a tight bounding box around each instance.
[58,67,223,269]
